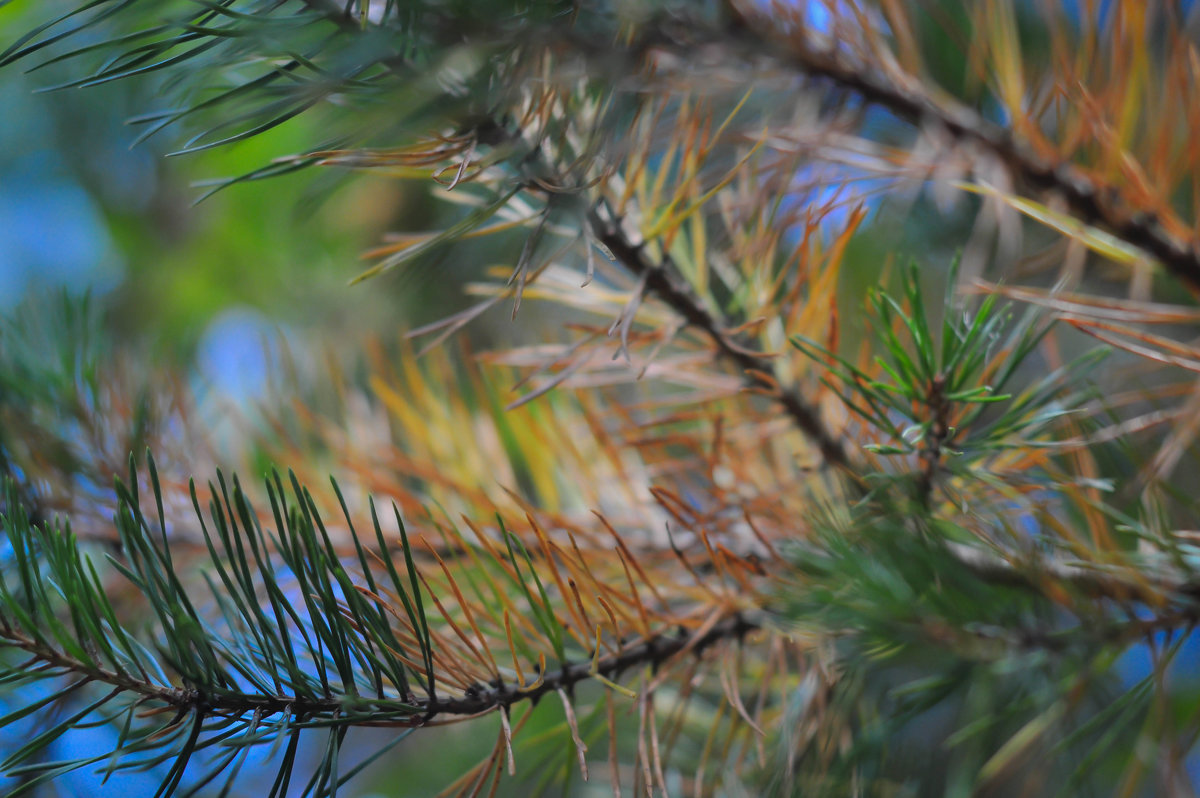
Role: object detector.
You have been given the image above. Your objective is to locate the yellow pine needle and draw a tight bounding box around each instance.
[646,99,685,219]
[502,610,532,690]
[643,133,768,241]
[956,181,1145,266]
[518,652,546,693]
[590,625,637,700]
[707,88,755,158]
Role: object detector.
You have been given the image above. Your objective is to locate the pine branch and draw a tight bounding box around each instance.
[0,612,760,723]
[706,5,1200,295]
[424,612,760,717]
[0,463,776,790]
[587,202,855,470]
[4,3,1200,794]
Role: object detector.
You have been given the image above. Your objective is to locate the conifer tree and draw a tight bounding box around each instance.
[1,1,1199,795]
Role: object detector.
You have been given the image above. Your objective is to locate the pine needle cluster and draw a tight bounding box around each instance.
[2,1,1200,795]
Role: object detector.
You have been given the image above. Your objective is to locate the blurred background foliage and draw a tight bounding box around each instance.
[0,0,478,366]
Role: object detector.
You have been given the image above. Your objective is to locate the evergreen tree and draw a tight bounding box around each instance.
[1,1,1199,795]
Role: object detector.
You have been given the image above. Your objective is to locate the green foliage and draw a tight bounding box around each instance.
[0,454,484,795]
[793,261,1083,454]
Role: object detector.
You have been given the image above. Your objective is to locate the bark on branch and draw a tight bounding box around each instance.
[587,204,855,470]
[0,612,762,724]
[708,7,1200,296]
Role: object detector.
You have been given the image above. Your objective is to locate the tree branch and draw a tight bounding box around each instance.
[426,611,761,717]
[587,204,855,470]
[708,7,1200,296]
[286,4,856,469]
[0,612,762,724]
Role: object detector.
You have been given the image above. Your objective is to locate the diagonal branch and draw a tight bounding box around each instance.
[707,6,1200,296]
[286,4,851,469]
[587,204,855,470]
